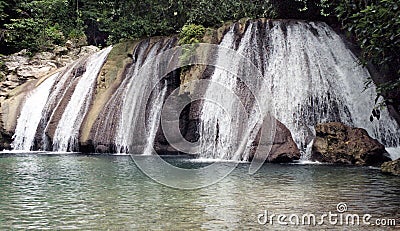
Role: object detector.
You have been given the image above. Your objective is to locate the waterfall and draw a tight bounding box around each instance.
[38,60,85,150]
[198,26,238,159]
[114,40,164,153]
[91,40,152,152]
[9,20,400,159]
[200,24,263,160]
[114,38,176,153]
[265,21,400,159]
[198,20,400,161]
[52,46,112,151]
[143,81,168,155]
[11,73,58,151]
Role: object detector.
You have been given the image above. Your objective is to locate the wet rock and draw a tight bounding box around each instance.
[268,120,301,162]
[381,159,400,176]
[250,118,301,163]
[96,144,109,153]
[312,122,391,166]
[0,127,12,151]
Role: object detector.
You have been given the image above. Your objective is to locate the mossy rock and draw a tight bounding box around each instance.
[381,160,400,176]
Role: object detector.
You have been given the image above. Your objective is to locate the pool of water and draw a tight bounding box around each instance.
[0,153,399,230]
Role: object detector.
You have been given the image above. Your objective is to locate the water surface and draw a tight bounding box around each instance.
[0,154,398,230]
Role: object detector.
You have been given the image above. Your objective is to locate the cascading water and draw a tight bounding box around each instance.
[91,40,152,152]
[52,46,112,151]
[38,60,86,150]
[199,20,400,161]
[111,39,176,153]
[198,27,239,159]
[264,21,400,160]
[143,81,168,155]
[11,73,58,151]
[199,23,265,161]
[11,47,111,152]
[10,20,400,159]
[114,41,165,153]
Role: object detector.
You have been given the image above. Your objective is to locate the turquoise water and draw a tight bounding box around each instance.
[0,154,399,230]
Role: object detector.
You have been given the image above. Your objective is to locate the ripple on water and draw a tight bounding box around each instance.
[0,155,399,230]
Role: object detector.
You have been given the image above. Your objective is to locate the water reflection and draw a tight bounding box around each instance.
[0,155,399,230]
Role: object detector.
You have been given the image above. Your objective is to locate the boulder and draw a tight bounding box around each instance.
[250,118,301,163]
[381,160,400,176]
[312,122,391,166]
[31,52,55,63]
[268,120,301,162]
[16,65,53,78]
[78,46,100,56]
[96,144,109,153]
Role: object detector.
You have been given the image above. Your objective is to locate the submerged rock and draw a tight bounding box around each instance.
[381,160,400,176]
[312,122,391,166]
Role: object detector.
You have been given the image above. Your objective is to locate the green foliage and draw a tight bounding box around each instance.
[68,28,87,47]
[5,18,64,52]
[177,24,206,76]
[178,24,206,45]
[0,0,280,52]
[179,0,276,27]
[0,1,8,21]
[335,0,399,68]
[331,0,400,108]
[1,0,82,53]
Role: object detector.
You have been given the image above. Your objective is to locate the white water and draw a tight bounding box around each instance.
[143,81,168,155]
[115,39,173,153]
[199,27,239,160]
[199,23,267,161]
[39,61,82,149]
[386,147,400,160]
[199,21,400,161]
[265,21,400,157]
[52,47,112,151]
[11,73,58,150]
[114,41,157,153]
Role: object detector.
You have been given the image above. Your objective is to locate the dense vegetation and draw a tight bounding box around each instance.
[0,0,398,108]
[0,0,344,53]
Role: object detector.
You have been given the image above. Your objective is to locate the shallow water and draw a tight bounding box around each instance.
[0,154,398,230]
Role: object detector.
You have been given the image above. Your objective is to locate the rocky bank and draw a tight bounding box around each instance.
[311,122,391,166]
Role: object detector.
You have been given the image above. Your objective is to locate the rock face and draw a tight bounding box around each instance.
[312,122,391,166]
[0,44,100,150]
[250,118,301,163]
[381,160,400,176]
[0,45,99,102]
